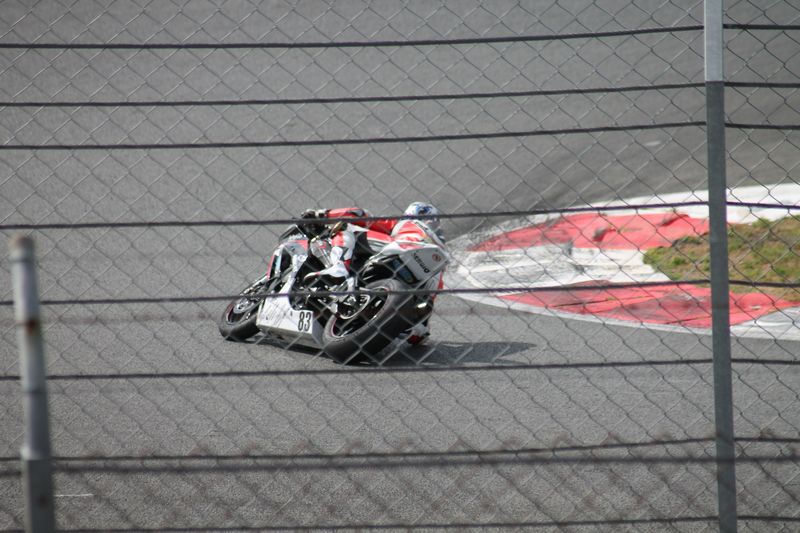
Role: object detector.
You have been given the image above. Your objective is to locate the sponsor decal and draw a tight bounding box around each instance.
[412,252,431,273]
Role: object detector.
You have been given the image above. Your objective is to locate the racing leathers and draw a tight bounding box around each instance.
[302,206,445,344]
[303,206,445,280]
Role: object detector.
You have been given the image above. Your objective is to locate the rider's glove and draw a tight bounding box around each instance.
[301,209,327,220]
[299,209,327,238]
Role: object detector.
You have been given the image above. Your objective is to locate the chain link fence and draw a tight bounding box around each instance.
[1,0,799,530]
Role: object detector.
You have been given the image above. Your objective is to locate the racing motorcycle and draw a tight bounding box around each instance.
[218,220,448,364]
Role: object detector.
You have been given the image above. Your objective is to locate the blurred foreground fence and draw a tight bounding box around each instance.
[2,1,800,531]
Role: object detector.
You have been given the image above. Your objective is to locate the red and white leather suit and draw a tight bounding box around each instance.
[324,207,437,273]
[316,207,444,344]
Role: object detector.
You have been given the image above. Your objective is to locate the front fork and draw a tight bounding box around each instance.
[245,274,270,294]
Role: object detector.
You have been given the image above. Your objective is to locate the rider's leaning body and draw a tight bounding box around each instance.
[301,202,445,280]
[301,202,444,345]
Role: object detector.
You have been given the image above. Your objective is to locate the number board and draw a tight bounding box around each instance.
[257,299,316,336]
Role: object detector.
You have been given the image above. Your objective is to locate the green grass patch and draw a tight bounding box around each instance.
[643,215,800,301]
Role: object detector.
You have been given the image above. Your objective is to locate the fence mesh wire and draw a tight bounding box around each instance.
[1,1,799,530]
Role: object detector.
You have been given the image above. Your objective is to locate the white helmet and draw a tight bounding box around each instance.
[404,202,441,234]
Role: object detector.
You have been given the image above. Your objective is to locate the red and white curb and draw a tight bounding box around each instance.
[446,184,800,341]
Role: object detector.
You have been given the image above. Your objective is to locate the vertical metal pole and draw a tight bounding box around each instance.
[11,235,56,533]
[704,1,737,532]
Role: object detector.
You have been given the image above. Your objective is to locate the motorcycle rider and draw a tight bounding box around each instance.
[302,202,444,272]
[300,202,445,344]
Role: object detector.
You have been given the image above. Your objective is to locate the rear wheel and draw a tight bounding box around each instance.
[322,279,417,364]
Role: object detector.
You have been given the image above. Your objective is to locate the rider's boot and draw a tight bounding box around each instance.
[405,316,431,345]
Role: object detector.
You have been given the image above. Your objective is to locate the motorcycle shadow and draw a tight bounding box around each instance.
[250,334,534,367]
[368,340,537,367]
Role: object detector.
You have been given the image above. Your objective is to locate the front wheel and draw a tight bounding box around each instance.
[322,279,418,364]
[219,294,262,341]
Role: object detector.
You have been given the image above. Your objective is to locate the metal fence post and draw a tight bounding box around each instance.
[11,235,56,533]
[704,1,738,532]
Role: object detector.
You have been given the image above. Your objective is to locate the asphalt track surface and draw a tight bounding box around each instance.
[1,1,799,530]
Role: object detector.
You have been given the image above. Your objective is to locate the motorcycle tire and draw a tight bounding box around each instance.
[322,279,417,364]
[218,296,261,341]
